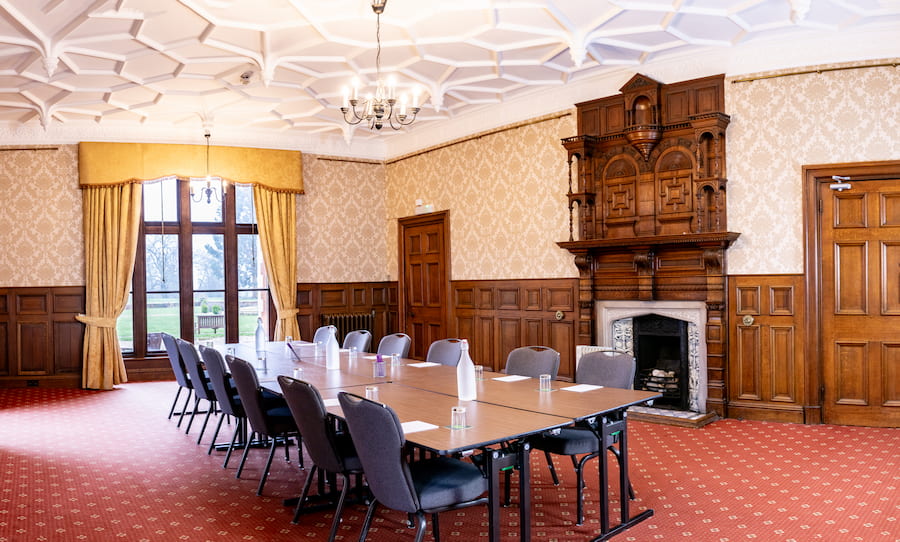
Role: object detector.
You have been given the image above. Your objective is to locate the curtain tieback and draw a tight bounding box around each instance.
[76,314,118,328]
[277,308,299,319]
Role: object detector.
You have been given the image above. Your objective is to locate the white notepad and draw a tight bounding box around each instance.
[492,374,531,382]
[561,384,604,392]
[408,362,440,368]
[322,398,340,407]
[401,420,439,434]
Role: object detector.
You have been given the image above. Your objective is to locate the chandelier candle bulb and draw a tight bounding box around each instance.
[387,75,396,99]
[341,86,349,108]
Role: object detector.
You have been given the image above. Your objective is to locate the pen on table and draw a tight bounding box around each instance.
[287,341,301,360]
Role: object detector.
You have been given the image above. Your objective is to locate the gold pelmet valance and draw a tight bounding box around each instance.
[78,141,303,193]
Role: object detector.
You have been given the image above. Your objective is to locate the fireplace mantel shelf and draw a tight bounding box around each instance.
[558,231,740,253]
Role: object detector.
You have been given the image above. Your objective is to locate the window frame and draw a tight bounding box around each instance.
[124,177,270,360]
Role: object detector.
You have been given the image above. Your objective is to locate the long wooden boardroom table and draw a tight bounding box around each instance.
[226,340,660,542]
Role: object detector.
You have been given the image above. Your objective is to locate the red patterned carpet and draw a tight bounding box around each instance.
[1,382,898,541]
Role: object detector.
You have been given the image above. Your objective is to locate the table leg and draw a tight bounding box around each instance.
[484,446,520,542]
[517,441,532,542]
[589,411,654,542]
[485,448,501,542]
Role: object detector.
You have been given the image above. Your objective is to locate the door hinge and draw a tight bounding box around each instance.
[818,199,823,213]
[820,384,825,402]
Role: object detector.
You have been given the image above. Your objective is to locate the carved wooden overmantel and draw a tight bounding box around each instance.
[558,73,739,415]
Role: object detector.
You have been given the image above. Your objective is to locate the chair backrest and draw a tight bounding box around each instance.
[376,333,411,358]
[227,355,277,438]
[342,330,372,352]
[162,333,191,388]
[505,346,560,379]
[425,338,463,366]
[338,392,419,513]
[313,325,337,345]
[200,345,242,418]
[278,376,351,474]
[176,339,214,402]
[576,349,636,389]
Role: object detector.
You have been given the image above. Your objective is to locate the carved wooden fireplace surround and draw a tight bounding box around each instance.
[558,73,739,416]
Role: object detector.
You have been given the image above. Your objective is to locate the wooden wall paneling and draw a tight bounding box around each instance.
[53,321,84,374]
[497,317,521,371]
[524,318,543,347]
[294,282,399,352]
[17,320,51,375]
[451,279,578,377]
[882,343,900,407]
[728,275,806,423]
[0,290,8,376]
[548,318,576,380]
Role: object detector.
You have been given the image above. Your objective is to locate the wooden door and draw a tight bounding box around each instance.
[398,211,450,360]
[819,172,900,427]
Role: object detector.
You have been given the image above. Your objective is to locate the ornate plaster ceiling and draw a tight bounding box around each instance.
[0,0,898,155]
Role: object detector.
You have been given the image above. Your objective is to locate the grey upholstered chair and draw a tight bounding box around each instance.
[227,355,301,496]
[162,333,193,425]
[376,333,411,358]
[504,346,560,379]
[176,338,217,442]
[200,345,245,465]
[278,376,363,541]
[531,348,636,525]
[425,338,463,366]
[342,329,372,353]
[338,392,488,542]
[312,325,337,345]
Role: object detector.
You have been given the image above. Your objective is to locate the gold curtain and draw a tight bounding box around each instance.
[78,142,303,193]
[253,185,301,341]
[75,183,143,389]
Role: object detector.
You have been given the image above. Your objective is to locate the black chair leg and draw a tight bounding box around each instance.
[544,450,560,485]
[575,451,600,525]
[431,511,440,542]
[223,419,242,469]
[197,400,216,444]
[257,438,278,495]
[359,500,379,542]
[176,389,192,428]
[326,473,351,542]
[168,387,183,419]
[207,412,226,454]
[185,396,200,434]
[413,511,427,542]
[292,466,318,524]
[236,431,255,479]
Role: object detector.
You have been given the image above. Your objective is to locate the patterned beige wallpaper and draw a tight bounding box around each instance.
[726,60,900,274]
[5,62,897,288]
[296,154,388,283]
[385,114,578,281]
[0,144,83,287]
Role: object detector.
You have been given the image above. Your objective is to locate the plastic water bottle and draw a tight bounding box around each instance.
[255,317,266,360]
[325,327,340,370]
[457,339,476,401]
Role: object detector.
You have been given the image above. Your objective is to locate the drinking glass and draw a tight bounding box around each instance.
[474,365,484,380]
[539,373,552,392]
[292,367,304,380]
[390,353,400,366]
[450,406,467,429]
[365,386,379,400]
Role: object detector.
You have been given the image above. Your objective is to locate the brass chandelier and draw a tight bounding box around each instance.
[341,0,421,131]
